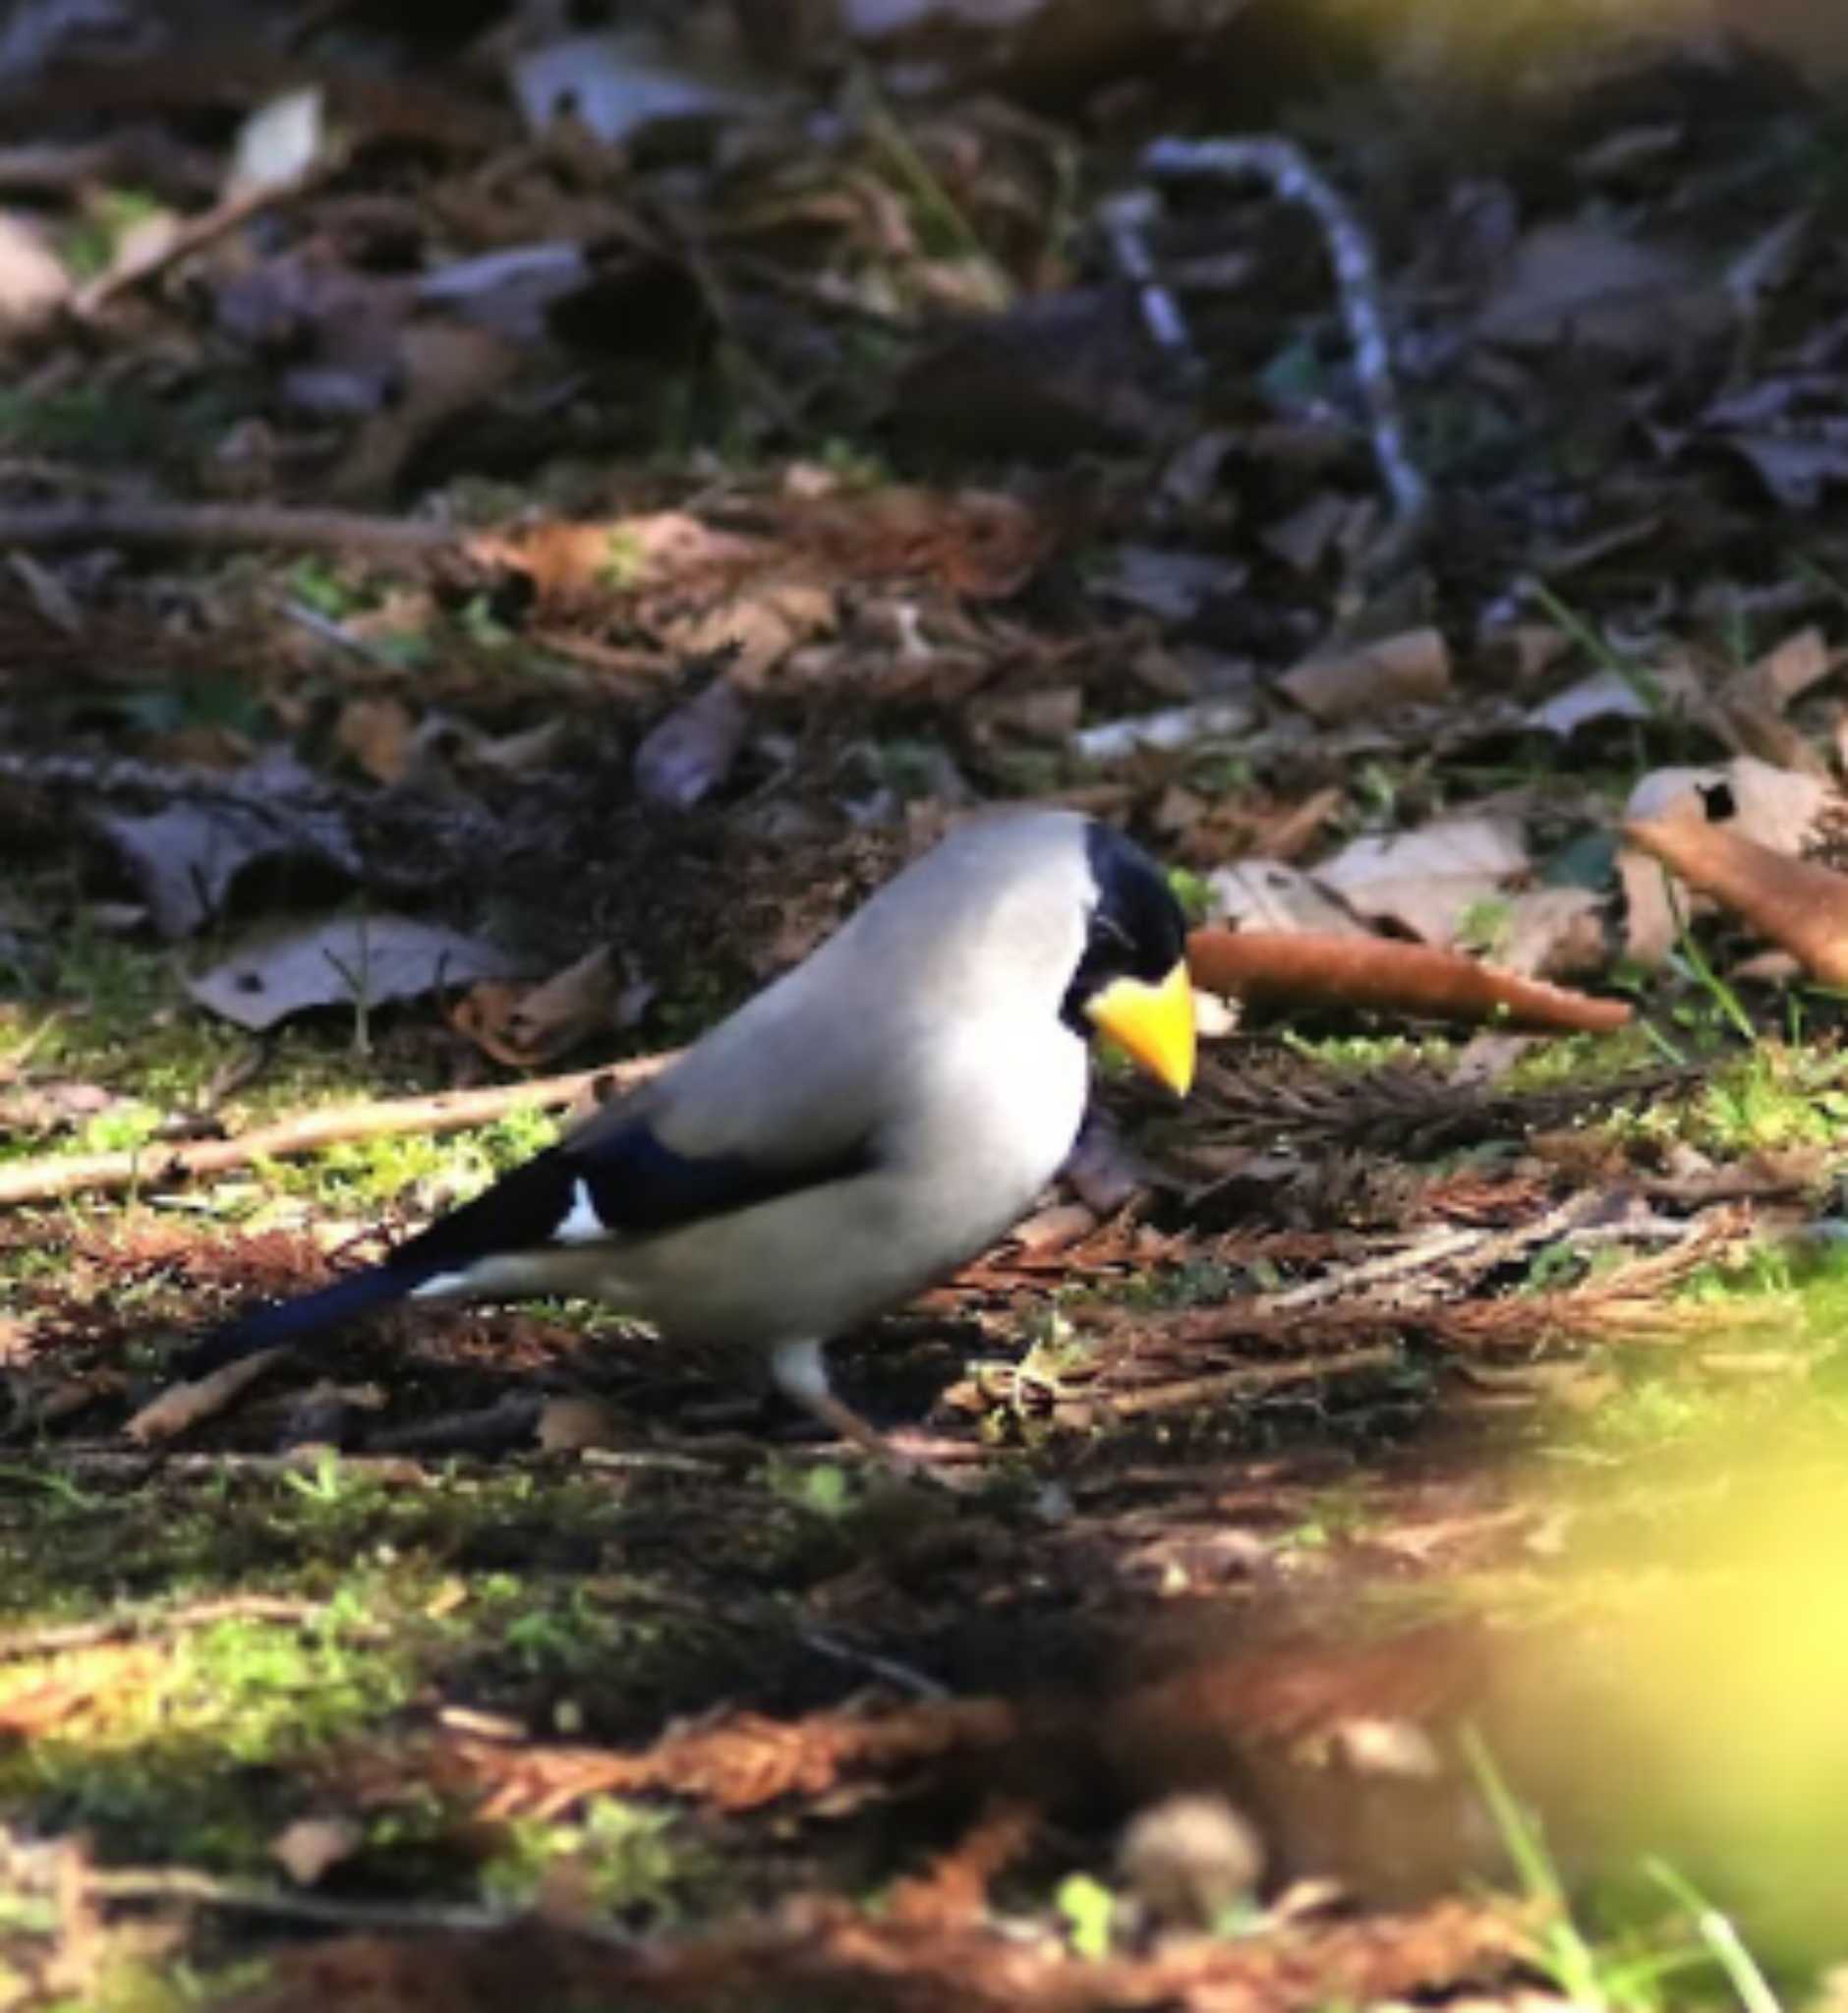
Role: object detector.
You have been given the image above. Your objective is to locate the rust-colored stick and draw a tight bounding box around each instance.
[1186,928,1631,1034]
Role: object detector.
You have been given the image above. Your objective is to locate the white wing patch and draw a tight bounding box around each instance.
[409,1270,471,1300]
[552,1178,608,1244]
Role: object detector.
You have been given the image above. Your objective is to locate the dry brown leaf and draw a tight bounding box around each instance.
[447,1699,1017,1823]
[326,321,519,503]
[1479,623,1569,686]
[1713,695,1831,779]
[1316,815,1528,947]
[1526,661,1707,737]
[1208,860,1366,937]
[886,1800,1037,1929]
[1623,805,1848,986]
[1496,887,1607,980]
[971,684,1083,743]
[0,1646,167,1738]
[0,211,70,329]
[452,948,622,1068]
[535,1397,621,1454]
[271,1815,363,1887]
[671,580,837,689]
[125,1349,286,1444]
[334,696,416,786]
[1475,221,1729,356]
[1739,626,1837,709]
[1279,627,1452,723]
[187,913,532,1032]
[95,752,365,941]
[1262,491,1357,575]
[472,512,765,610]
[634,679,749,810]
[1618,756,1842,964]
[1007,1202,1100,1254]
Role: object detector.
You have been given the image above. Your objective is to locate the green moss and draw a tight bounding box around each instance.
[479,1798,714,1921]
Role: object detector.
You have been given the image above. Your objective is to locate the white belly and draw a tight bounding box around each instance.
[584,1016,1088,1349]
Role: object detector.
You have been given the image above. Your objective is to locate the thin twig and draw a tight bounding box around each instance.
[73,168,326,316]
[0,1594,324,1662]
[0,500,454,556]
[1255,1193,1602,1315]
[1088,1345,1399,1420]
[1142,135,1430,573]
[0,1054,675,1207]
[798,1627,950,1702]
[1098,188,1201,384]
[82,1866,549,1936]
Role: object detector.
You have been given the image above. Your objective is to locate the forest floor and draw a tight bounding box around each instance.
[4,5,1848,2007]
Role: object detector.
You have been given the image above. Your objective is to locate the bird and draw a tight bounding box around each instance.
[183,810,1196,1458]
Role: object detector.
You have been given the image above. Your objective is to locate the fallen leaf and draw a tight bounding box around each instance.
[126,1349,285,1444]
[672,580,837,690]
[536,1397,621,1453]
[270,1814,362,1888]
[187,914,532,1032]
[1073,698,1255,764]
[334,697,416,786]
[461,718,571,776]
[1475,222,1729,357]
[1279,627,1452,723]
[1008,1202,1100,1254]
[1496,887,1607,979]
[226,86,324,198]
[326,321,519,504]
[1726,208,1812,309]
[1262,491,1357,575]
[475,512,764,610]
[634,679,749,810]
[1625,756,1833,859]
[1317,815,1529,947]
[6,550,81,636]
[1207,860,1365,936]
[1526,664,1703,737]
[0,210,70,329]
[1719,426,1848,511]
[1624,804,1848,986]
[0,1646,167,1738]
[1729,626,1838,711]
[452,947,624,1068]
[92,755,365,941]
[971,684,1083,743]
[1092,545,1247,623]
[1479,623,1570,686]
[508,27,775,145]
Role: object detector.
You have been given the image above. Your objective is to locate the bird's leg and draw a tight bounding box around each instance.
[770,1339,895,1461]
[770,1341,971,1488]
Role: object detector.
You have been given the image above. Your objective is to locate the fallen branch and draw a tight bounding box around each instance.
[124,1347,287,1443]
[1098,188,1201,386]
[1186,927,1633,1034]
[0,1054,676,1207]
[0,500,455,556]
[1142,134,1429,573]
[82,1865,529,1936]
[1084,1344,1400,1421]
[0,1594,324,1662]
[74,165,326,316]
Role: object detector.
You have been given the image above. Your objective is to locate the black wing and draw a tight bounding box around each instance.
[185,1115,876,1376]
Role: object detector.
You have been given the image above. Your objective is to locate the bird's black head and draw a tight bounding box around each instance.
[1060,824,1194,1094]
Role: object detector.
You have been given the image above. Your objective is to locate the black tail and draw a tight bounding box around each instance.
[182,1263,425,1379]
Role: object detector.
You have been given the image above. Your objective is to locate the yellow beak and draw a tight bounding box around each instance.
[1083,961,1196,1097]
